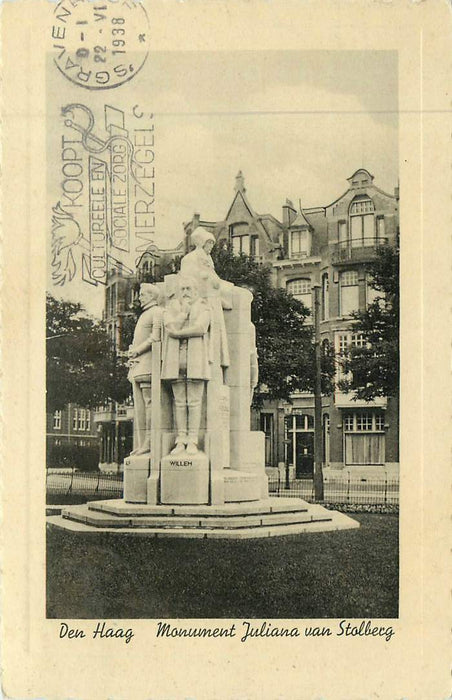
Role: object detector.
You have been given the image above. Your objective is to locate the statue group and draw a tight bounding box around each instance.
[124,228,265,506]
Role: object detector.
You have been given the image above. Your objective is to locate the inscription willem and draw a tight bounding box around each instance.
[169,460,193,468]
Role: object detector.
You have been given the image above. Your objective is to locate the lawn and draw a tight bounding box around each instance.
[46,513,398,619]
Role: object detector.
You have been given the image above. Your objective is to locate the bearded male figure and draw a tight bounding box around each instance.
[161,275,212,455]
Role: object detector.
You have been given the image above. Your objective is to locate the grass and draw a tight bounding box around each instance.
[46,513,398,619]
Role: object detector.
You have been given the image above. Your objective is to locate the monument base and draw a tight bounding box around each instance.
[223,469,262,502]
[160,451,209,505]
[123,454,150,504]
[48,498,360,539]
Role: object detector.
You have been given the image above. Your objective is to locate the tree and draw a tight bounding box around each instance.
[46,294,131,411]
[212,242,335,405]
[339,245,399,400]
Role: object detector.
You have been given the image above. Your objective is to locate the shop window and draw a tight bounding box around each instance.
[343,412,385,465]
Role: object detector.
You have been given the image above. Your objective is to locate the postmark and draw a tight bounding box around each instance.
[51,102,155,287]
[51,0,150,90]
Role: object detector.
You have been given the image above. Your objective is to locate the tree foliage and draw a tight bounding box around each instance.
[46,294,131,411]
[339,245,399,400]
[212,242,335,405]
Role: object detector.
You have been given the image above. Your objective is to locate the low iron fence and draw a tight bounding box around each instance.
[46,468,399,507]
[46,468,123,501]
[268,473,399,506]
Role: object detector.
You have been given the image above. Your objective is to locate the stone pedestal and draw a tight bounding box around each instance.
[160,451,209,505]
[123,454,150,503]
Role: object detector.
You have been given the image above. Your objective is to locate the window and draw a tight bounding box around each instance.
[366,274,384,307]
[294,414,314,431]
[337,332,365,380]
[350,333,366,349]
[230,223,250,255]
[53,410,62,430]
[376,216,385,241]
[72,408,90,431]
[290,230,310,257]
[260,413,274,466]
[131,287,139,305]
[322,273,329,320]
[77,408,90,431]
[250,235,260,259]
[78,409,86,431]
[287,278,311,310]
[339,270,359,316]
[343,412,385,465]
[349,197,375,247]
[338,221,347,244]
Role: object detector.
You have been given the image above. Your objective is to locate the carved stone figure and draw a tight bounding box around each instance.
[180,227,232,376]
[127,283,162,455]
[161,275,212,455]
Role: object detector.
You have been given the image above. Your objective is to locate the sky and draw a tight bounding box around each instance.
[48,50,398,316]
[151,50,398,249]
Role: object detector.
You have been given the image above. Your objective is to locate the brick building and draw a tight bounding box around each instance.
[46,405,99,451]
[96,168,399,477]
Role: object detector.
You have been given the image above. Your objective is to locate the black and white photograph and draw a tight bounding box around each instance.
[45,47,400,622]
[2,1,450,698]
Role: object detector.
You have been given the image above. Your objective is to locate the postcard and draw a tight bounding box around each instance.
[2,1,450,698]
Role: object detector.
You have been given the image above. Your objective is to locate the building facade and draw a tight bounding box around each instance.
[96,168,399,477]
[46,405,100,469]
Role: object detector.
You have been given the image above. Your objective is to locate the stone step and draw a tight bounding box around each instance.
[62,503,332,530]
[48,509,359,539]
[87,497,310,518]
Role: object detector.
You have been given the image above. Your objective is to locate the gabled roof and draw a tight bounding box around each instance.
[290,210,312,229]
[347,168,374,185]
[225,188,255,221]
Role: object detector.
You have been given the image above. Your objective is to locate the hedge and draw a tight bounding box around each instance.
[47,443,99,471]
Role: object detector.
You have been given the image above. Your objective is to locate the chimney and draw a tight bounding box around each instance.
[235,170,246,193]
[282,198,297,227]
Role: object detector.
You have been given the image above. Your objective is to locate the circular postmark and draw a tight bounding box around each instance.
[51,0,150,90]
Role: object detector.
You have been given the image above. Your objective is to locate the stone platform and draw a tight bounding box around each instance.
[47,498,359,539]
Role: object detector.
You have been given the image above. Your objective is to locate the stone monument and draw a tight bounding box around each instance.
[53,228,359,537]
[124,226,268,506]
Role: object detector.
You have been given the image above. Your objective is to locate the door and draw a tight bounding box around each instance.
[295,432,314,478]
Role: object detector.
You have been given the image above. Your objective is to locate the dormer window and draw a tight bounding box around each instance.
[290,229,311,258]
